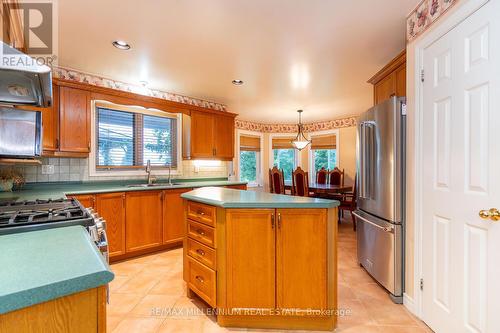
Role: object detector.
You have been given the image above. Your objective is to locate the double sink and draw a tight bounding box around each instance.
[126,182,190,188]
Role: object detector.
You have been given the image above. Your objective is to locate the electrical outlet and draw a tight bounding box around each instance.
[194,165,200,173]
[41,165,55,175]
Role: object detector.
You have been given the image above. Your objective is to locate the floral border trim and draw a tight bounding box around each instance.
[407,0,459,42]
[52,66,227,112]
[235,117,357,133]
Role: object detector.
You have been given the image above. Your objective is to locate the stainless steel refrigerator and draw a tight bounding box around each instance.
[354,96,406,303]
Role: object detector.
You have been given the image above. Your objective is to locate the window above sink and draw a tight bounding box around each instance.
[88,101,183,177]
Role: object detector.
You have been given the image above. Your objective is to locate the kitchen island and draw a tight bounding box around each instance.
[0,226,113,332]
[181,187,339,331]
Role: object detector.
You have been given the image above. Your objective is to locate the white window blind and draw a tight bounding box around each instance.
[96,106,177,169]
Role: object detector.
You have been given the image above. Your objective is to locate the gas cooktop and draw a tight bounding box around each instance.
[0,198,93,235]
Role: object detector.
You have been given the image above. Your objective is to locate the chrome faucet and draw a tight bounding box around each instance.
[146,160,153,185]
[168,164,172,186]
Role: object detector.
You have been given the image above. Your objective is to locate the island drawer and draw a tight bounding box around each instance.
[187,238,216,269]
[187,220,215,248]
[187,201,216,227]
[187,256,216,307]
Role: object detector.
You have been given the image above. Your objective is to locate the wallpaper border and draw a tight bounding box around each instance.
[235,116,357,133]
[407,0,459,42]
[52,66,227,112]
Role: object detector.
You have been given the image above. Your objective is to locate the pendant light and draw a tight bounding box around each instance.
[291,110,310,150]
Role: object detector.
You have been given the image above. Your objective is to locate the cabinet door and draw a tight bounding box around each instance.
[190,111,214,158]
[395,64,406,97]
[163,188,192,244]
[96,193,126,257]
[226,209,275,309]
[59,87,90,153]
[276,209,327,310]
[125,191,163,252]
[42,84,59,152]
[214,115,234,160]
[374,73,396,104]
[224,184,247,190]
[69,194,95,208]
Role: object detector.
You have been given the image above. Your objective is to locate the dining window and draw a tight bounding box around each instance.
[239,134,261,186]
[310,133,337,180]
[271,137,296,182]
[96,105,178,169]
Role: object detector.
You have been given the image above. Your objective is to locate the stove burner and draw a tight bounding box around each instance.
[0,198,90,229]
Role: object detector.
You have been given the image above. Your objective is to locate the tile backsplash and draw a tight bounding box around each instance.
[1,158,231,183]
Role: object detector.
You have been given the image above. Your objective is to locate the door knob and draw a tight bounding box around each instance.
[478,208,500,221]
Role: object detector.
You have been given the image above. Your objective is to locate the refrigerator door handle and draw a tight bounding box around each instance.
[353,212,394,233]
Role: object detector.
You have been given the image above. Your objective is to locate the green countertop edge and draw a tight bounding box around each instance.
[0,179,248,201]
[181,187,340,209]
[0,226,114,315]
[0,271,114,315]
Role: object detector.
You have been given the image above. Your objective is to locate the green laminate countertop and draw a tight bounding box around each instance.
[181,187,339,208]
[0,226,114,314]
[0,179,247,202]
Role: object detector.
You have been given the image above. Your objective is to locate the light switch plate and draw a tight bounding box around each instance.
[41,165,55,175]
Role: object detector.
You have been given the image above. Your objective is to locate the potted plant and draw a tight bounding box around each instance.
[0,168,25,192]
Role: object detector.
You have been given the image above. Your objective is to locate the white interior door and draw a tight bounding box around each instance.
[421,0,500,332]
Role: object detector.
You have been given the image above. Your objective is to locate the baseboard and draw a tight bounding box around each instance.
[403,293,417,315]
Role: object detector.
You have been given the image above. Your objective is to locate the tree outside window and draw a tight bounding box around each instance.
[273,149,295,181]
[240,151,257,183]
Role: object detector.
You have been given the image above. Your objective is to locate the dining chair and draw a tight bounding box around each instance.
[316,167,328,185]
[328,167,345,186]
[326,167,345,202]
[339,176,357,231]
[292,167,310,197]
[269,166,285,194]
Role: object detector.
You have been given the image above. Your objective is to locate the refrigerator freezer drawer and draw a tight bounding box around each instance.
[354,211,403,301]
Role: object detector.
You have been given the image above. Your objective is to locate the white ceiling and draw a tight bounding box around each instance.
[58,0,415,123]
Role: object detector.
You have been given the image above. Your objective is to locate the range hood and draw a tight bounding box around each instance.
[0,42,52,107]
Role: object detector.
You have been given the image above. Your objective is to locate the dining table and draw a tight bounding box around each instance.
[284,181,353,195]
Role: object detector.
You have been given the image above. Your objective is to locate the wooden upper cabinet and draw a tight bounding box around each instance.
[95,193,126,258]
[374,73,396,105]
[395,63,407,98]
[163,188,192,245]
[276,209,327,310]
[190,110,215,159]
[125,191,163,253]
[183,110,235,160]
[368,50,406,105]
[41,84,59,152]
[214,114,235,159]
[225,209,276,309]
[59,86,91,153]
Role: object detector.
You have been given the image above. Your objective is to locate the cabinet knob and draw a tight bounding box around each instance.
[196,229,205,236]
[196,249,205,256]
[195,275,204,283]
[197,210,205,216]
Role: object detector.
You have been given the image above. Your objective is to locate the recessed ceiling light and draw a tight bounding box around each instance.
[112,40,131,50]
[232,79,244,86]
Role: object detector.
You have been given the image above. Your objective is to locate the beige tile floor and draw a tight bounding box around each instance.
[108,216,433,333]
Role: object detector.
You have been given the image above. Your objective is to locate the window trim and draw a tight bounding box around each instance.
[89,100,183,177]
[236,129,264,187]
[308,129,339,181]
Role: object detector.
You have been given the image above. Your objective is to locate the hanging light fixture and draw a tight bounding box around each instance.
[291,110,310,150]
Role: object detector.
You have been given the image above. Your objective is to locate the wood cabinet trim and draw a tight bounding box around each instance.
[367,49,406,85]
[53,78,238,118]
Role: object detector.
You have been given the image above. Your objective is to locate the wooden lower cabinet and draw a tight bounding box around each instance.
[163,188,192,245]
[184,202,338,331]
[125,191,163,252]
[224,184,247,190]
[95,193,126,257]
[276,209,327,310]
[0,286,106,333]
[225,209,276,309]
[69,194,95,209]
